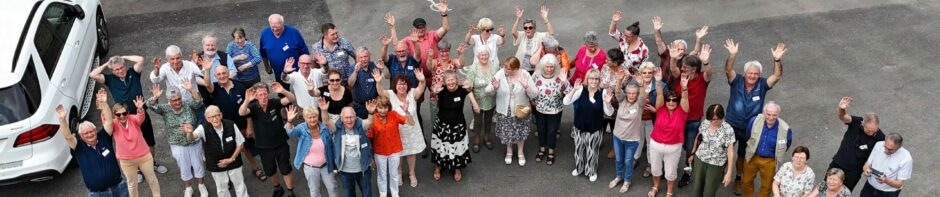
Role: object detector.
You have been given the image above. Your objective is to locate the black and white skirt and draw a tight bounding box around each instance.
[430,118,471,170]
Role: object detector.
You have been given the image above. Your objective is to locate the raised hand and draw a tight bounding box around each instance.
[190,50,200,62]
[133,96,145,110]
[401,99,410,112]
[771,42,787,61]
[668,42,681,58]
[271,82,285,93]
[695,25,709,39]
[283,57,296,73]
[371,69,384,82]
[152,57,163,74]
[497,25,506,36]
[365,99,377,113]
[245,88,257,102]
[318,99,329,110]
[540,4,549,20]
[151,84,163,99]
[380,35,391,46]
[700,44,712,63]
[514,6,524,19]
[461,80,472,90]
[456,43,466,54]
[180,123,193,134]
[652,16,663,31]
[491,78,500,90]
[415,69,425,81]
[181,78,193,91]
[467,23,477,33]
[96,88,109,103]
[573,78,583,88]
[314,52,328,65]
[644,103,656,111]
[384,12,395,27]
[724,39,739,55]
[286,105,299,121]
[199,55,212,70]
[436,0,448,14]
[306,78,316,92]
[654,67,664,82]
[838,96,853,110]
[603,90,613,103]
[409,28,421,41]
[56,105,67,119]
[612,10,622,23]
[680,74,690,90]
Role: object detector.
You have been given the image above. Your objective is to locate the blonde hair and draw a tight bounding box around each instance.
[375,95,391,108]
[477,18,494,30]
[303,106,319,118]
[585,68,601,79]
[639,62,656,72]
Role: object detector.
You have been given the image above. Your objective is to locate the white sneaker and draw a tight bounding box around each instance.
[504,155,512,165]
[589,174,598,182]
[184,187,193,197]
[198,184,209,197]
[137,173,143,183]
[154,163,168,174]
[571,169,580,176]
[518,156,526,167]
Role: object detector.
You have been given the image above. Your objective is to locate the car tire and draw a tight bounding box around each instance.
[95,7,109,58]
[68,108,81,138]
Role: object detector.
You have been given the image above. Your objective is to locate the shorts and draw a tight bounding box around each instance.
[258,143,292,176]
[244,136,259,156]
[140,113,156,147]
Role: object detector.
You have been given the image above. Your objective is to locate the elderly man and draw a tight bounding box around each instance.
[283,54,330,109]
[320,100,377,197]
[56,104,128,196]
[741,102,793,197]
[831,96,886,191]
[147,78,208,197]
[312,23,356,84]
[151,45,206,101]
[199,35,237,83]
[385,0,448,77]
[652,16,707,86]
[510,4,553,73]
[380,38,420,90]
[89,55,168,174]
[203,62,265,181]
[860,133,912,197]
[238,82,296,197]
[722,39,787,192]
[348,47,387,119]
[185,105,249,197]
[259,13,309,88]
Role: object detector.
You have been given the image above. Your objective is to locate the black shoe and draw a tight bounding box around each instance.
[272,186,285,197]
[678,172,692,188]
[285,189,295,197]
[472,144,481,153]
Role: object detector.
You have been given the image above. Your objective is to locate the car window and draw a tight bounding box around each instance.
[0,59,43,125]
[34,3,76,78]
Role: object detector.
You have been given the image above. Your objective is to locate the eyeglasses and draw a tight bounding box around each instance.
[328,79,342,82]
[523,26,535,30]
[114,112,129,117]
[483,29,493,32]
[666,98,680,102]
[299,62,315,65]
[641,71,654,75]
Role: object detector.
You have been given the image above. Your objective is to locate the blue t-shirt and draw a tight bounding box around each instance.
[746,116,792,157]
[259,25,309,79]
[71,129,123,192]
[104,71,145,113]
[726,74,771,129]
[385,55,419,89]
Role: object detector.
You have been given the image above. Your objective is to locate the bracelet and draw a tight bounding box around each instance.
[774,59,781,62]
[441,14,448,17]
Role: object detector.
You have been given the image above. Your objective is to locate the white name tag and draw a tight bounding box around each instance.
[629,109,637,114]
[336,51,345,57]
[777,140,787,144]
[407,66,414,70]
[101,149,111,157]
[477,80,485,85]
[282,44,290,51]
[360,143,368,148]
[368,78,375,83]
[323,92,330,97]
[237,98,243,103]
[752,96,761,102]
[225,136,234,142]
[859,144,868,150]
[453,97,461,102]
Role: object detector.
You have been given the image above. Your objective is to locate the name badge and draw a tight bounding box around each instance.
[225,136,234,142]
[101,149,111,157]
[282,44,290,51]
[859,144,868,150]
[237,98,243,103]
[453,97,461,102]
[336,51,345,57]
[477,80,485,85]
[360,143,368,148]
[407,66,414,70]
[752,96,761,102]
[323,92,330,97]
[777,140,787,144]
[629,109,637,114]
[368,78,375,83]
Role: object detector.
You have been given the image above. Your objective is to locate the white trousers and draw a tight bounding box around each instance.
[303,164,338,197]
[638,120,654,159]
[170,142,205,181]
[209,167,248,197]
[375,152,401,197]
[648,140,682,180]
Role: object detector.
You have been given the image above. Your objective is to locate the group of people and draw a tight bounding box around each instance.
[60,1,913,197]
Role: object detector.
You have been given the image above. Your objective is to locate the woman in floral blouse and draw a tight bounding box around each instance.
[600,48,626,159]
[773,146,816,197]
[807,168,851,197]
[464,49,499,152]
[526,54,568,166]
[689,104,736,197]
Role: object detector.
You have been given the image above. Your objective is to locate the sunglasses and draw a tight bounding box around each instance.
[114,112,129,117]
[523,26,535,30]
[329,79,342,82]
[666,98,681,102]
[483,29,493,32]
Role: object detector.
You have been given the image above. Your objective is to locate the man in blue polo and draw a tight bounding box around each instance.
[260,13,309,88]
[347,47,386,119]
[56,103,128,196]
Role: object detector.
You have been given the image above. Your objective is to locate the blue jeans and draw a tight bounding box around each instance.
[88,179,129,197]
[613,138,639,180]
[683,120,702,154]
[339,170,373,197]
[860,182,901,197]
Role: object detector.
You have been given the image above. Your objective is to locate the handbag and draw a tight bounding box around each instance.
[515,104,531,119]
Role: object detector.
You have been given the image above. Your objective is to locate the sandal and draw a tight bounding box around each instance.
[535,150,545,162]
[546,153,556,166]
[410,174,418,187]
[666,192,674,197]
[484,141,494,150]
[643,167,652,178]
[647,187,658,197]
[619,182,631,193]
[254,169,268,181]
[472,144,481,153]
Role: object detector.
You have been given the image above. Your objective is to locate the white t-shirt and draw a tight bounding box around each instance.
[513,31,547,71]
[150,61,203,101]
[470,34,502,67]
[865,141,912,192]
[284,68,326,109]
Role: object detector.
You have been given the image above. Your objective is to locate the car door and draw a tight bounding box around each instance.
[33,1,80,101]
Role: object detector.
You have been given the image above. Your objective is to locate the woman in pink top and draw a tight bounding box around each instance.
[97,88,161,197]
[647,68,689,197]
[570,31,607,83]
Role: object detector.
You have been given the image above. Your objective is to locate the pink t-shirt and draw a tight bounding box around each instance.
[303,137,326,167]
[651,106,687,145]
[111,112,151,160]
[571,45,607,82]
[405,32,441,74]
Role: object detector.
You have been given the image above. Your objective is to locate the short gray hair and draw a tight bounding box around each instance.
[78,121,96,133]
[671,39,688,48]
[107,56,125,67]
[205,105,221,116]
[763,101,780,113]
[202,34,217,45]
[437,41,451,51]
[165,45,182,57]
[862,112,880,125]
[268,13,284,23]
[355,46,370,56]
[583,31,598,44]
[166,88,181,100]
[744,61,763,73]
[542,36,559,49]
[886,132,903,146]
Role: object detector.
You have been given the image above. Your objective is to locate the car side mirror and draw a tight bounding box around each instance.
[65,4,85,19]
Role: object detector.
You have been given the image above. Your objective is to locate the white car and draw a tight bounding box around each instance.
[0,0,109,185]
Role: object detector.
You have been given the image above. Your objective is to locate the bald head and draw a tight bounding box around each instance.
[298,54,314,71]
[394,41,409,59]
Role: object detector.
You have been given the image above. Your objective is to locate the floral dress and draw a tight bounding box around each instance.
[774,162,816,197]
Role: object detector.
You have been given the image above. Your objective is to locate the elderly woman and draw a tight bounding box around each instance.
[807,168,851,197]
[284,105,337,197]
[570,31,607,83]
[510,5,554,73]
[374,69,428,187]
[638,62,666,177]
[464,48,499,152]
[431,71,480,181]
[773,146,816,197]
[427,41,465,118]
[647,67,690,197]
[563,69,613,182]
[227,27,264,88]
[689,104,736,197]
[609,11,649,70]
[147,79,208,197]
[309,69,353,123]
[464,17,504,66]
[604,63,648,193]
[526,54,568,166]
[487,57,534,166]
[98,88,162,197]
[601,49,627,159]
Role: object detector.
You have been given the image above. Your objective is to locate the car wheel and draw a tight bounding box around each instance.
[69,108,81,136]
[95,7,109,58]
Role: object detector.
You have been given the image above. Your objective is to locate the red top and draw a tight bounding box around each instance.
[367,111,406,155]
[570,45,607,83]
[673,72,708,120]
[111,111,151,160]
[651,106,687,144]
[405,32,441,82]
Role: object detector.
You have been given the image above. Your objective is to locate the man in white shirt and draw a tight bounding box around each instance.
[861,133,912,196]
[281,54,328,109]
[151,45,206,102]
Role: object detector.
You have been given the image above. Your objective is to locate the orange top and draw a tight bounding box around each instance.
[367,111,406,155]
